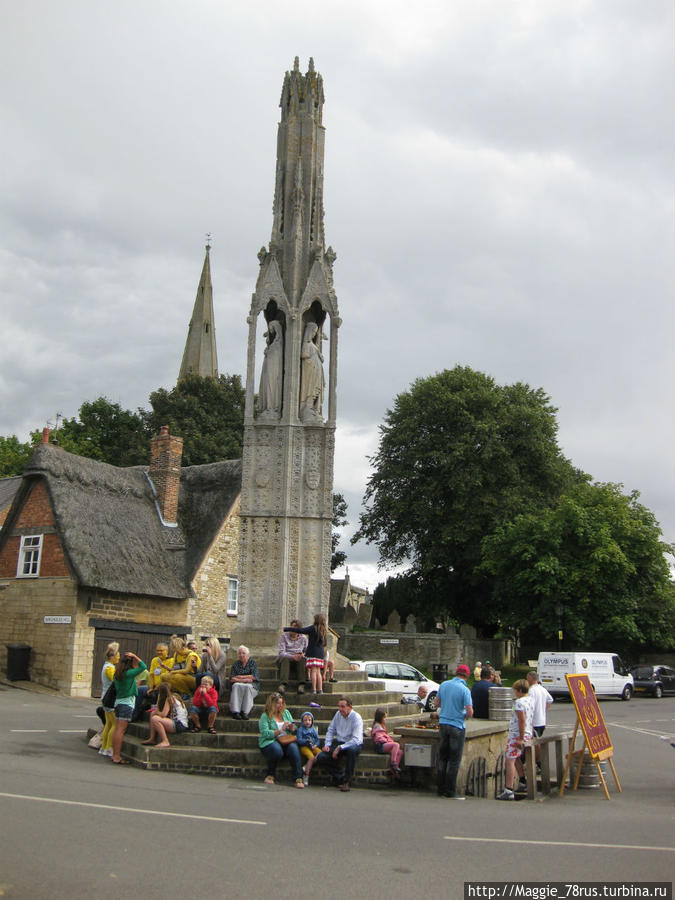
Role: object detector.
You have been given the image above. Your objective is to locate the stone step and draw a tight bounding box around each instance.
[119,734,395,787]
[126,715,420,746]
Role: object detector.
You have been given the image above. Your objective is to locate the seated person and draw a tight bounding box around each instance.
[142,683,188,748]
[258,692,304,788]
[160,635,200,696]
[197,636,228,696]
[372,708,402,778]
[189,675,219,734]
[314,696,363,792]
[277,620,308,694]
[297,710,321,784]
[229,645,260,720]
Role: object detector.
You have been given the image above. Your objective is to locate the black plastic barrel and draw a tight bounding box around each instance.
[6,643,31,681]
[432,663,448,683]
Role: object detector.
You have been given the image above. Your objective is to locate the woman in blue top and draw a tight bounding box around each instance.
[111,651,147,764]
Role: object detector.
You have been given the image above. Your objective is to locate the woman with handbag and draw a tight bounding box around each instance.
[258,692,304,788]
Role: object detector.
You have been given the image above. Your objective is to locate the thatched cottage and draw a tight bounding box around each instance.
[0,428,242,696]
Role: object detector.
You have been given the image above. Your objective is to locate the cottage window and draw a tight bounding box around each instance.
[227,577,239,615]
[18,534,43,577]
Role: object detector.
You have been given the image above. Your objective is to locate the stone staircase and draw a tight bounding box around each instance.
[116,659,427,787]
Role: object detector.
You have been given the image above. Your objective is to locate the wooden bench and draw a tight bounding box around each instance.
[523,730,573,799]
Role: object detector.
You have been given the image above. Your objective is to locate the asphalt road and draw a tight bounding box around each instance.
[0,685,672,899]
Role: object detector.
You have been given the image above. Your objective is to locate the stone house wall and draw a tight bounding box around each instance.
[188,500,241,641]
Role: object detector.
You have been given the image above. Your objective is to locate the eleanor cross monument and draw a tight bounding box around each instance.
[234,57,340,650]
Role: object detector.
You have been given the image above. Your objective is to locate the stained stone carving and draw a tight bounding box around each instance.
[258,320,284,419]
[300,322,325,422]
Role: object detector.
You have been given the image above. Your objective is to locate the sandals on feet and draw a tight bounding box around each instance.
[207,727,217,734]
[111,758,131,765]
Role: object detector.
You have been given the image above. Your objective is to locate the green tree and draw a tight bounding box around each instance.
[331,492,348,572]
[147,374,245,466]
[372,573,440,630]
[353,366,580,627]
[30,398,149,466]
[0,435,33,476]
[481,481,675,655]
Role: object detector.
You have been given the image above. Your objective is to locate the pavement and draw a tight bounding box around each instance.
[0,681,673,899]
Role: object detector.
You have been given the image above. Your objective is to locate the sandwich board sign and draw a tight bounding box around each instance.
[560,673,621,800]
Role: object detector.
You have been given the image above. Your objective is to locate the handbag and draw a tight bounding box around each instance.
[277,733,297,746]
[101,681,117,708]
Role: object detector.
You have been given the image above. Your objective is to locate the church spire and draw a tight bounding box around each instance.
[178,239,219,381]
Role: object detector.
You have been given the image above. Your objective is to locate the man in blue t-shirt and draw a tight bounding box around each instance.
[435,664,474,798]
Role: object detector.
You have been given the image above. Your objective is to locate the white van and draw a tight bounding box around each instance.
[537,651,633,701]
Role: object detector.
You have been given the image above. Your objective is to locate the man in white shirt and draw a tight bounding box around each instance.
[526,671,553,738]
[316,696,364,791]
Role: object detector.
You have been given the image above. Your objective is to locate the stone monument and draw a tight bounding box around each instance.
[234,57,340,650]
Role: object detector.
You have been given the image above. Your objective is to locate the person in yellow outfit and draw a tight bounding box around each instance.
[99,642,119,757]
[148,643,173,691]
[160,635,200,696]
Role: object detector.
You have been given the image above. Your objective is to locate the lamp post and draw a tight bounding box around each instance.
[556,601,563,650]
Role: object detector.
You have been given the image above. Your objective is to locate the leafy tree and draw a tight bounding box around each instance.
[147,374,245,466]
[353,366,579,627]
[481,481,675,655]
[31,398,149,466]
[371,573,441,630]
[331,492,348,572]
[0,435,33,476]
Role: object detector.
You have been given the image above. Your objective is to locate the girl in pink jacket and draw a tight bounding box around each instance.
[372,708,402,778]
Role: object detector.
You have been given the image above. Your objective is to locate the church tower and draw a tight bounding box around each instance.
[178,241,219,381]
[236,57,340,644]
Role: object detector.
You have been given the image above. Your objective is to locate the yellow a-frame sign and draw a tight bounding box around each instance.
[560,673,622,800]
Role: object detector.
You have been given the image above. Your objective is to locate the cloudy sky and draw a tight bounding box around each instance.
[2,1,674,591]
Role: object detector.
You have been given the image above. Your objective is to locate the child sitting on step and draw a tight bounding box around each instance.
[372,708,402,778]
[297,710,321,785]
[188,674,219,734]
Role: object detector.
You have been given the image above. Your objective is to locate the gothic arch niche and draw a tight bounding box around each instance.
[256,300,286,421]
[299,299,328,424]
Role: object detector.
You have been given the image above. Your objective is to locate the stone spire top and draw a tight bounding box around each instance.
[178,241,219,381]
[270,57,327,305]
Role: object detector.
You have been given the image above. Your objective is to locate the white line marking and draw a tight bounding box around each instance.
[0,792,267,827]
[10,729,48,733]
[74,715,99,719]
[635,720,652,723]
[608,721,675,739]
[444,837,674,853]
[59,730,87,733]
[654,719,668,722]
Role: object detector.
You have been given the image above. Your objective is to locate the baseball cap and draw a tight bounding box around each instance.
[455,664,471,677]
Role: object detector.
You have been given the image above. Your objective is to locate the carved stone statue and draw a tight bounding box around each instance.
[258,319,284,417]
[299,321,324,422]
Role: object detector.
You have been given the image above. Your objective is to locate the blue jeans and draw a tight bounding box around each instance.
[315,741,362,785]
[437,724,466,796]
[260,740,303,780]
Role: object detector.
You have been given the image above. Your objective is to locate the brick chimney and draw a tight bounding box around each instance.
[149,426,184,525]
[42,427,50,443]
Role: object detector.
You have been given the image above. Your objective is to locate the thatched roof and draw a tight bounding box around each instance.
[0,476,21,515]
[178,459,242,579]
[0,444,242,600]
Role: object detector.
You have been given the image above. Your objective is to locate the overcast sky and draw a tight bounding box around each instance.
[1,1,674,591]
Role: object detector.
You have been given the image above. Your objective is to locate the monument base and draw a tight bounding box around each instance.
[226,626,282,657]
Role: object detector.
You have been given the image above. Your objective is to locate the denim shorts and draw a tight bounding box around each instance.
[115,703,134,721]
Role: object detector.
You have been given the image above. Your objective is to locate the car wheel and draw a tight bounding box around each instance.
[621,684,633,701]
[426,691,437,712]
[653,685,663,699]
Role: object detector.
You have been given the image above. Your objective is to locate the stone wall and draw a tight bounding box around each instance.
[189,500,241,640]
[338,631,512,672]
[0,577,80,693]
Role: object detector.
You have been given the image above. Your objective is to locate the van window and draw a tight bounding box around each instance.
[612,655,627,676]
